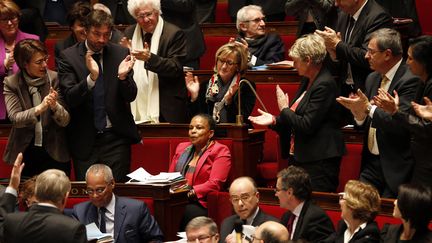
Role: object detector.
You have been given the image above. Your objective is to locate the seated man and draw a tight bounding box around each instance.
[253,221,289,243]
[0,153,87,243]
[275,166,334,242]
[72,164,163,243]
[220,177,278,243]
[186,217,220,243]
[234,5,285,67]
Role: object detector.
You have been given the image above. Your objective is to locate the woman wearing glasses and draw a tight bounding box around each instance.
[381,184,432,242]
[185,43,256,127]
[323,180,381,243]
[0,0,39,120]
[3,39,70,178]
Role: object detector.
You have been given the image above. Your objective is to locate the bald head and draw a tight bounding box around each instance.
[229,177,259,220]
[255,221,289,243]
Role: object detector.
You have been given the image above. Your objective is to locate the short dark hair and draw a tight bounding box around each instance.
[67,1,91,27]
[84,9,113,30]
[193,113,216,131]
[409,35,432,78]
[277,166,312,201]
[397,184,432,233]
[13,39,47,70]
[370,28,403,56]
[261,229,288,243]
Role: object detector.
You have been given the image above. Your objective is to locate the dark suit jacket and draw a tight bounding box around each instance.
[274,67,345,161]
[58,42,140,160]
[322,220,380,243]
[14,0,80,17]
[380,224,432,243]
[72,196,163,243]
[393,77,432,187]
[124,21,189,123]
[361,63,419,194]
[0,193,86,243]
[281,200,334,242]
[228,0,286,18]
[220,208,279,243]
[99,0,136,24]
[334,0,393,91]
[3,70,70,164]
[161,0,206,68]
[245,33,285,66]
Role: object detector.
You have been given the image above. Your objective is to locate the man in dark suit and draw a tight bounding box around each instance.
[72,164,163,243]
[0,153,87,243]
[316,0,393,94]
[123,0,188,123]
[276,166,334,242]
[58,10,139,182]
[220,177,278,243]
[228,0,286,22]
[337,28,419,197]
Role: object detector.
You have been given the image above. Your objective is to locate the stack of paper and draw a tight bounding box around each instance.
[126,167,185,184]
[86,223,113,243]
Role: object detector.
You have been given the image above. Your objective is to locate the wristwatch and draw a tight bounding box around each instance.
[365,104,372,114]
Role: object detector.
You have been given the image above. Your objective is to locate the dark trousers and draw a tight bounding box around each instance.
[360,151,396,198]
[73,131,131,182]
[179,201,208,231]
[22,144,70,178]
[290,156,341,192]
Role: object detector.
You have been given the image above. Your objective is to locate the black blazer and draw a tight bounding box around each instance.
[333,0,393,91]
[322,220,380,243]
[58,42,140,160]
[361,63,419,193]
[281,200,335,242]
[124,22,189,123]
[219,208,279,243]
[0,193,86,243]
[274,67,345,161]
[380,224,432,243]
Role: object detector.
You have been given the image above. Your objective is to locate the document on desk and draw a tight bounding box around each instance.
[86,223,113,242]
[126,167,183,184]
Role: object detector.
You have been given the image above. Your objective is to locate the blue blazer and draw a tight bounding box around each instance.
[72,196,163,243]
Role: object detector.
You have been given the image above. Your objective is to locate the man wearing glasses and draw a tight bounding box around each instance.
[275,166,334,242]
[186,217,220,243]
[220,177,278,243]
[232,5,285,67]
[72,164,163,243]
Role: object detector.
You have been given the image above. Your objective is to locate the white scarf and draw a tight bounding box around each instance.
[130,15,164,123]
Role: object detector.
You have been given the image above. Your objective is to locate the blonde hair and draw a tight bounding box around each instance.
[343,180,380,222]
[0,0,21,19]
[289,34,326,64]
[214,43,248,74]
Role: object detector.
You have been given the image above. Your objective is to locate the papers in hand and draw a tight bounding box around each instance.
[86,223,113,242]
[126,167,184,184]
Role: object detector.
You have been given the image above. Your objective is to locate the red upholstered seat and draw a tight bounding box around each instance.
[215,2,231,23]
[44,39,57,70]
[0,138,12,179]
[416,0,432,35]
[337,143,363,192]
[280,35,296,60]
[131,139,171,175]
[201,36,230,70]
[207,191,233,228]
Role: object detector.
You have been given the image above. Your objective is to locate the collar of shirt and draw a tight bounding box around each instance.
[384,58,403,84]
[245,207,260,225]
[343,221,367,243]
[104,193,116,215]
[352,0,369,21]
[37,202,58,209]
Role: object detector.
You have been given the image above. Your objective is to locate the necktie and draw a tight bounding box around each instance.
[287,214,296,240]
[345,17,356,42]
[28,86,43,146]
[144,32,152,48]
[92,53,107,132]
[99,207,107,233]
[368,76,390,154]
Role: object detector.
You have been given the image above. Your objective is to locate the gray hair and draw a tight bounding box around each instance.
[236,5,263,31]
[85,164,114,184]
[289,34,327,65]
[128,0,161,18]
[186,216,218,235]
[93,3,112,16]
[35,169,71,204]
[370,28,403,56]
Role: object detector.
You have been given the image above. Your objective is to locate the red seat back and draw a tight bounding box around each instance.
[215,2,231,23]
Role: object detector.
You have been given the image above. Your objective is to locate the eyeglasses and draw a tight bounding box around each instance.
[244,17,265,23]
[338,192,346,201]
[217,58,237,67]
[136,11,155,20]
[230,193,255,203]
[89,30,111,39]
[85,186,108,195]
[187,234,215,243]
[33,56,50,66]
[366,48,384,55]
[0,16,18,25]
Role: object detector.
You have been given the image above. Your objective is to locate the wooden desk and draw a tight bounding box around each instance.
[192,69,302,84]
[137,123,265,180]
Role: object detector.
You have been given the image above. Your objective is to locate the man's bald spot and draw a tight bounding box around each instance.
[229,177,257,193]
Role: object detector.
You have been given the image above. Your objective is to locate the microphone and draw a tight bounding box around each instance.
[234,218,243,243]
[236,79,268,126]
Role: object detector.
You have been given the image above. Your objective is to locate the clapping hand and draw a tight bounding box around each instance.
[131,42,151,62]
[374,88,399,115]
[46,87,58,110]
[412,97,432,121]
[9,153,24,191]
[119,37,132,50]
[118,55,135,80]
[276,85,289,111]
[185,72,200,101]
[336,89,370,120]
[85,51,99,81]
[248,109,275,126]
